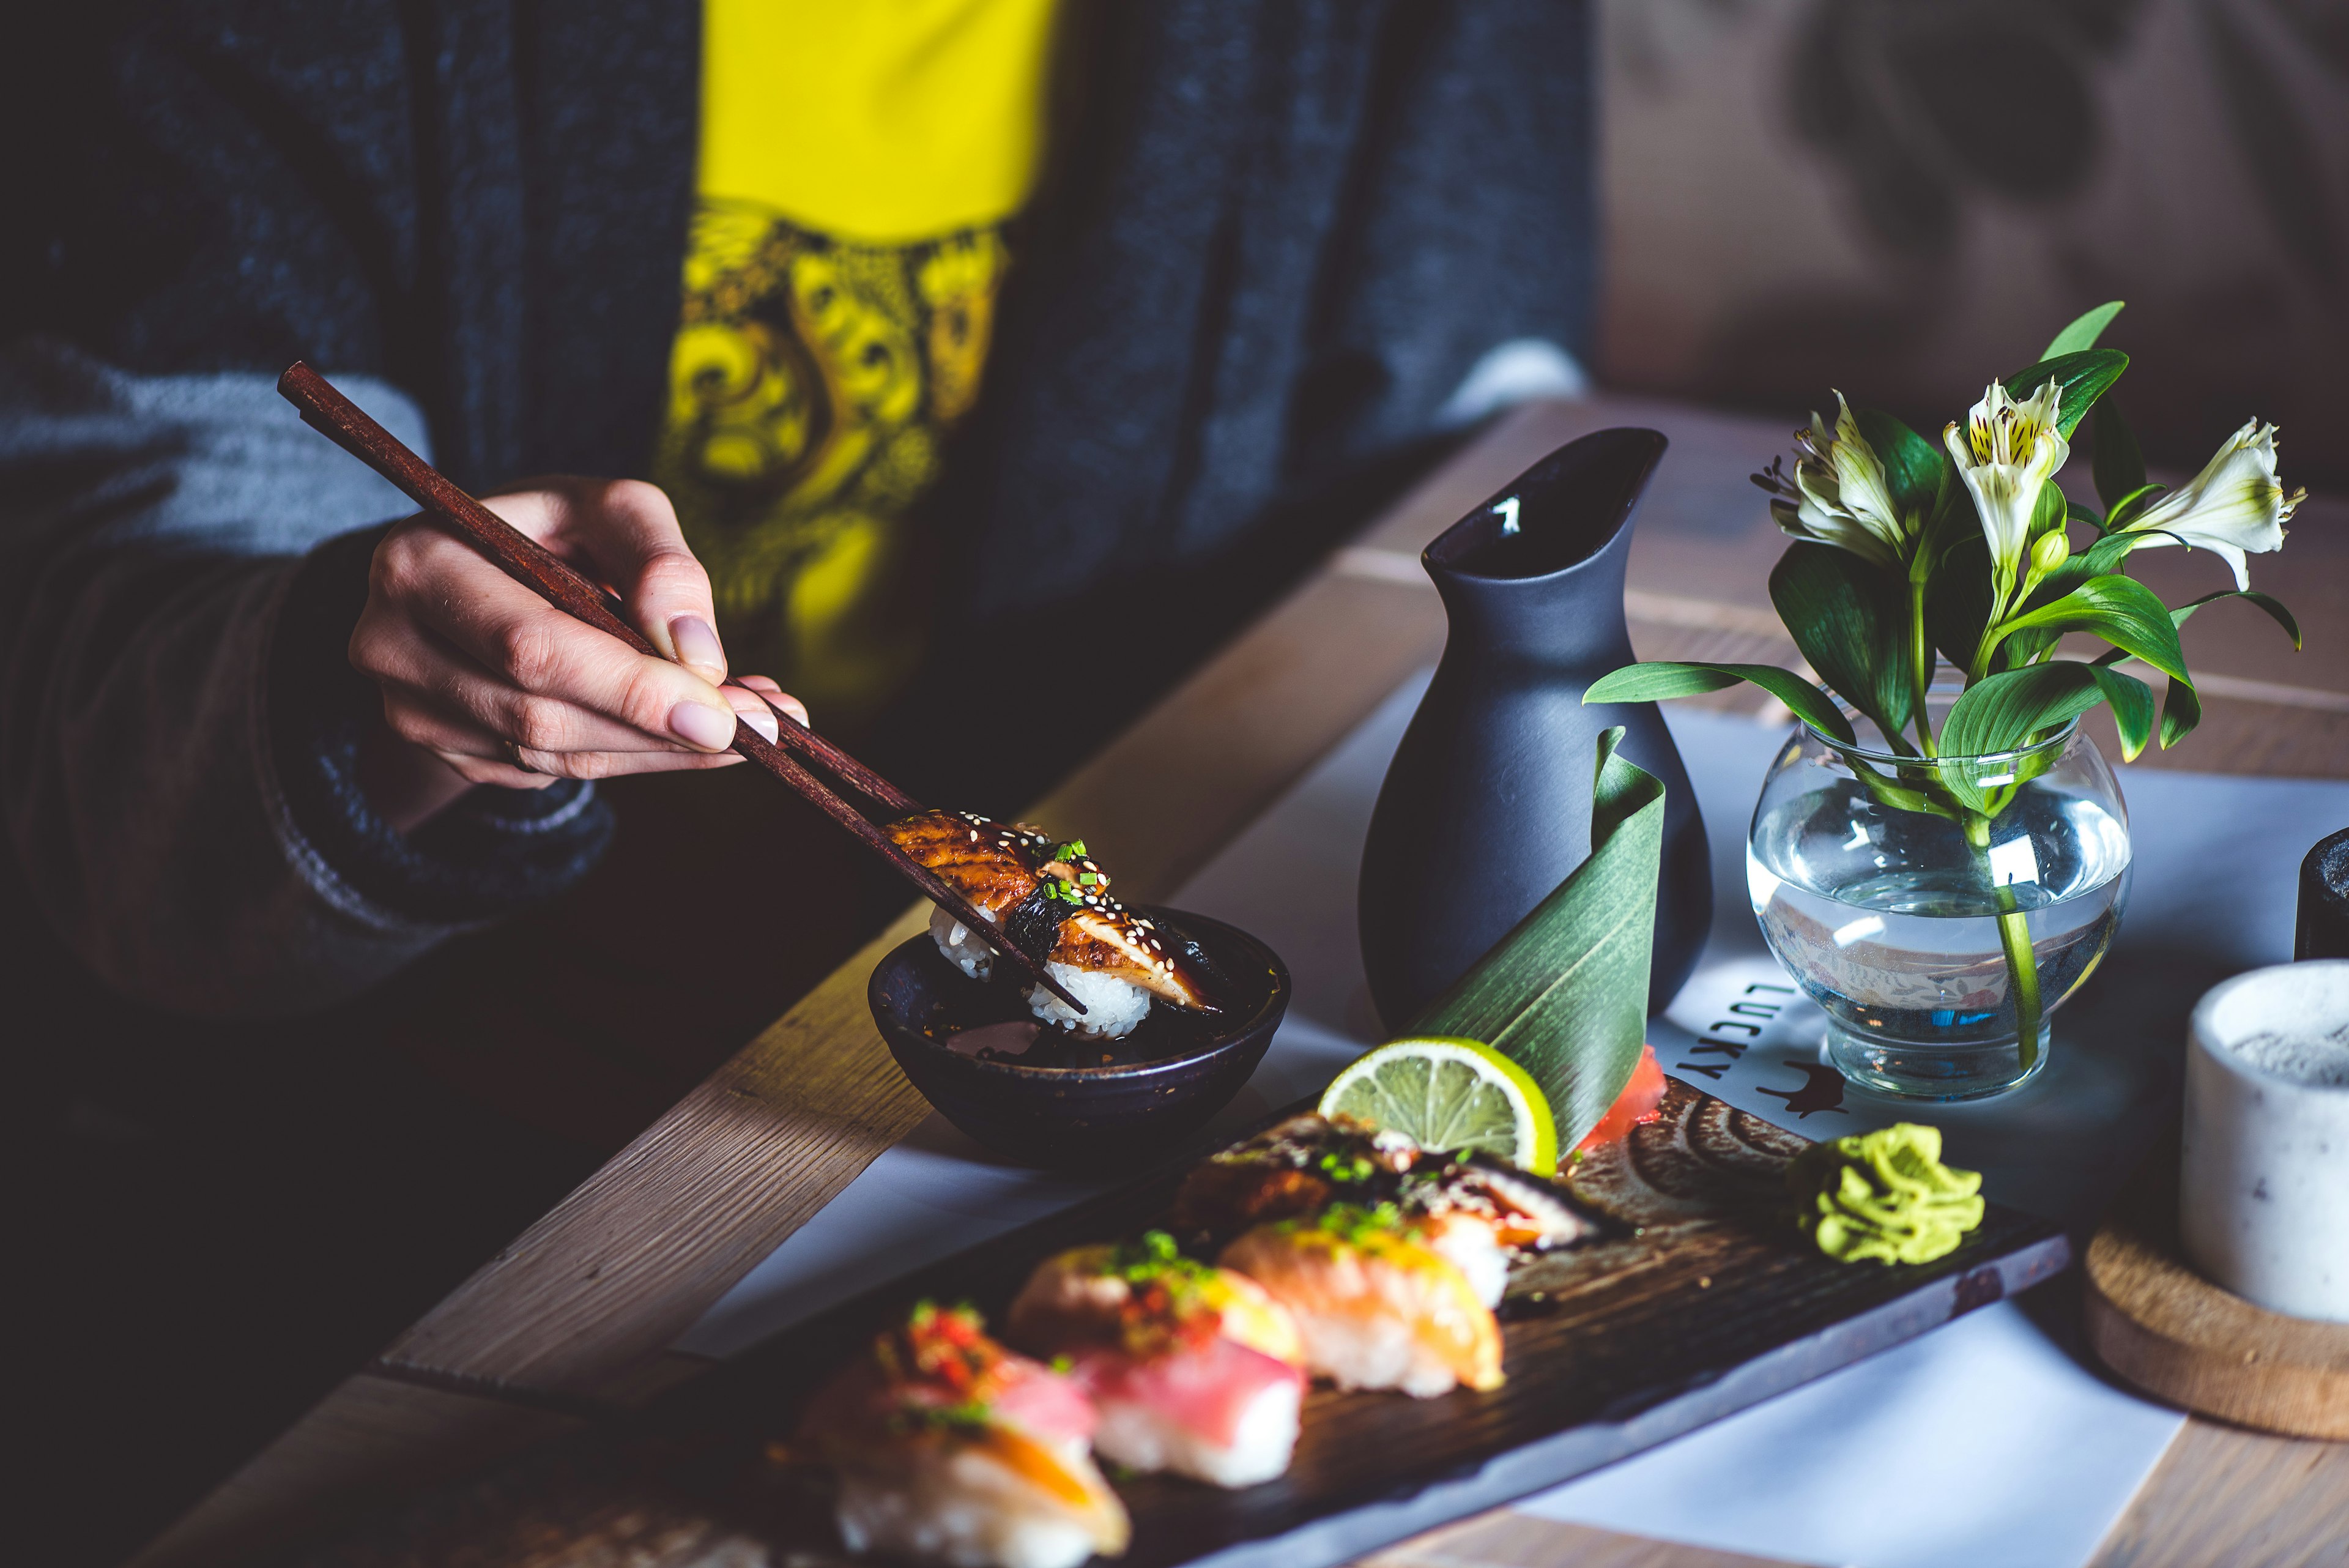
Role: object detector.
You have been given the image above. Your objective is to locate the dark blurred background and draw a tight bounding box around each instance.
[1595,0,2347,488]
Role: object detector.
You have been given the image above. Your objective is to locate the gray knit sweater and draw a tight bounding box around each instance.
[0,0,1595,1019]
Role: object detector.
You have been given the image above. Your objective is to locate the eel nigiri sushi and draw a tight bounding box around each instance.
[1170,1113,1614,1306]
[1006,1232,1306,1488]
[1219,1202,1505,1398]
[794,1301,1130,1568]
[888,809,1214,1039]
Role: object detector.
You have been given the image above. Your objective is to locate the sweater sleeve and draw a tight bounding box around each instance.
[0,339,612,1018]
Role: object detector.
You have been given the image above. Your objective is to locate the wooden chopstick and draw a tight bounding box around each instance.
[276,361,1085,1014]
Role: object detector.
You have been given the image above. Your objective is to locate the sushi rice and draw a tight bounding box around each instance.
[1006,1235,1307,1488]
[833,1430,1119,1568]
[930,904,999,981]
[929,914,1154,1041]
[1088,1368,1301,1488]
[797,1302,1129,1568]
[1028,960,1151,1040]
[1414,1213,1512,1309]
[1219,1203,1504,1399]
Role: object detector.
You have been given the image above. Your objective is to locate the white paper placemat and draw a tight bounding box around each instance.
[678,672,2349,1568]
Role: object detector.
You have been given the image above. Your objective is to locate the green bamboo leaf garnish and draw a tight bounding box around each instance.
[1406,728,1664,1152]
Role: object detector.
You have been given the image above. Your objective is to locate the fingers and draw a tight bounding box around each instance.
[354,483,814,790]
[724,682,781,743]
[729,674,809,729]
[380,686,750,783]
[493,478,730,685]
[360,521,742,756]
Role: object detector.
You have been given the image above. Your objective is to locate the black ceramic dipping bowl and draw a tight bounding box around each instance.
[867,906,1290,1170]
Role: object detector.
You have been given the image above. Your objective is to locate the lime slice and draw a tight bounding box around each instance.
[1318,1037,1559,1176]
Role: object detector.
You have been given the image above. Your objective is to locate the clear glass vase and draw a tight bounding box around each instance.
[1745,694,2134,1099]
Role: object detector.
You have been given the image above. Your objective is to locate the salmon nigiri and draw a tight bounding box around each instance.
[1008,1232,1305,1488]
[1218,1202,1504,1398]
[794,1301,1129,1568]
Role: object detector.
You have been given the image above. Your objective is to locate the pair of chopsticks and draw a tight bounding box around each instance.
[276,362,1086,1014]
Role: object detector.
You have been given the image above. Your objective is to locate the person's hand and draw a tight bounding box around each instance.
[349,478,806,831]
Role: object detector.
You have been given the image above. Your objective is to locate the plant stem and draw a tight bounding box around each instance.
[1909,579,1937,757]
[1964,812,2043,1075]
[1970,571,2018,686]
[1994,890,2042,1073]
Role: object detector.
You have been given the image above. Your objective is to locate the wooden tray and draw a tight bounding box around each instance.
[289,1082,2067,1568]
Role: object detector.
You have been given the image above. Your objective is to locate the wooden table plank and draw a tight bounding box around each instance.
[124,1374,585,1568]
[2087,1420,2349,1568]
[1363,1509,1800,1568]
[128,393,2349,1568]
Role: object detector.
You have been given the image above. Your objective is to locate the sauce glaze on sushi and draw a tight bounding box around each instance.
[889,809,1215,1040]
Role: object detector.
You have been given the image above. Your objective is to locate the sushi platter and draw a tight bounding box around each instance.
[294,1079,2065,1568]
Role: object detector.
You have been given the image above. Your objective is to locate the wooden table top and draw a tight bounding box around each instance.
[132,397,2349,1568]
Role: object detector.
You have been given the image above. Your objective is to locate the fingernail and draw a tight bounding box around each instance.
[670,616,725,680]
[748,680,809,727]
[669,701,737,751]
[728,689,781,743]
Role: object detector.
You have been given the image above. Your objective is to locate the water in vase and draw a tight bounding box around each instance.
[1747,779,2133,1097]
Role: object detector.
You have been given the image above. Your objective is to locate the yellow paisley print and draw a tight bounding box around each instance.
[659,0,1060,723]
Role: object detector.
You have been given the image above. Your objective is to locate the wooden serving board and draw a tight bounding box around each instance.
[288,1082,2067,1568]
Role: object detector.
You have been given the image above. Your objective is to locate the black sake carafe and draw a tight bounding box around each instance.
[1358,428,1712,1028]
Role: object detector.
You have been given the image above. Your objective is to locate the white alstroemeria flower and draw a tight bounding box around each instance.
[2117,419,2302,590]
[1945,379,2068,593]
[1753,392,1907,570]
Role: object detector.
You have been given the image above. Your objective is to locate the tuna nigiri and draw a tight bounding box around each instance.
[1007,1232,1305,1488]
[795,1301,1130,1568]
[889,809,1214,1038]
[1219,1202,1505,1398]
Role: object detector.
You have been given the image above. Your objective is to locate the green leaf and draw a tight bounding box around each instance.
[2161,677,2202,750]
[1927,532,1998,674]
[2173,588,2303,649]
[1584,661,1856,745]
[2017,538,2150,677]
[1408,729,1663,1150]
[2091,664,2158,761]
[2090,400,2146,514]
[2001,349,2129,439]
[1998,626,2062,672]
[2019,529,2145,630]
[2028,477,2069,543]
[1996,574,2191,685]
[2043,301,2125,358]
[1936,661,2148,807]
[2076,530,2147,581]
[1768,544,1914,743]
[2102,483,2166,533]
[1943,663,2113,756]
[1852,409,1948,524]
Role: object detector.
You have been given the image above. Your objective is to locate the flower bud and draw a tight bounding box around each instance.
[2030,530,2071,576]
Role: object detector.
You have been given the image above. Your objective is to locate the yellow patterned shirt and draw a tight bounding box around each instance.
[656,0,1061,721]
